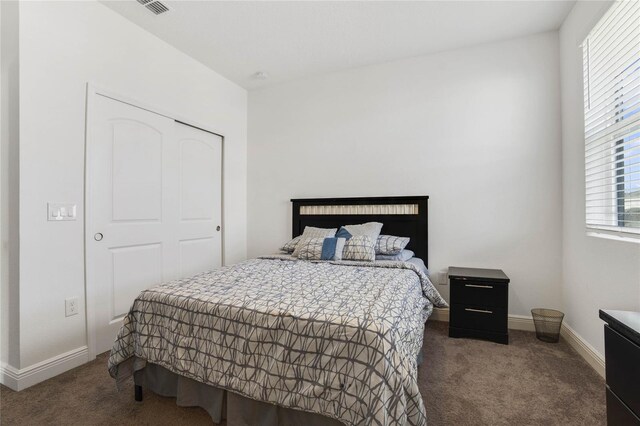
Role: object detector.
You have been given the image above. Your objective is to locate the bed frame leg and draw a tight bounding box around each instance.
[134,385,143,402]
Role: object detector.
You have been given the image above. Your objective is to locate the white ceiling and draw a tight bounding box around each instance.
[101,0,576,90]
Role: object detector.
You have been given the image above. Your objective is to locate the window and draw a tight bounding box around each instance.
[583,0,640,237]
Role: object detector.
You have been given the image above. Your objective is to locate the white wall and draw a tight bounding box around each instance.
[560,1,640,357]
[248,31,563,316]
[14,0,247,371]
[8,0,636,391]
[1,0,21,370]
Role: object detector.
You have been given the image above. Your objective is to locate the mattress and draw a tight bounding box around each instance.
[108,255,447,426]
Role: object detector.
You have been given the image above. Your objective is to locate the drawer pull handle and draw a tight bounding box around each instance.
[465,284,493,289]
[465,308,493,314]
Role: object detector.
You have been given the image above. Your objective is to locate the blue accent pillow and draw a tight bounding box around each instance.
[322,237,346,260]
[296,237,345,261]
[321,238,338,260]
[336,227,353,240]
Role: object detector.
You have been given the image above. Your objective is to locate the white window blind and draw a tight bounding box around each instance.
[583,0,640,236]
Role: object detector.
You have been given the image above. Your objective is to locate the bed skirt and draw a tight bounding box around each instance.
[133,362,345,426]
[128,334,426,426]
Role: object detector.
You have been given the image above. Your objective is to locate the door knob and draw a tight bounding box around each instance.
[216,226,221,231]
[94,233,103,241]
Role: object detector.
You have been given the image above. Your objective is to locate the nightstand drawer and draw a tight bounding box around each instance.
[450,279,507,307]
[451,304,507,333]
[605,325,640,417]
[606,387,640,426]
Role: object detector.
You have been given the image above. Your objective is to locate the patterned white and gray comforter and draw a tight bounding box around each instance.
[108,256,447,426]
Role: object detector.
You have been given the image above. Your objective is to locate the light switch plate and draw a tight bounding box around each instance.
[48,203,77,221]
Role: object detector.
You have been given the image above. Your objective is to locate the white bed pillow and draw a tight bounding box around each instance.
[375,249,414,262]
[292,227,337,257]
[295,237,346,261]
[284,227,336,255]
[342,236,376,262]
[301,226,337,239]
[342,222,383,243]
[375,235,410,255]
[280,235,302,253]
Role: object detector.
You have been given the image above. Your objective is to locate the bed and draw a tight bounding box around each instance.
[108,196,447,426]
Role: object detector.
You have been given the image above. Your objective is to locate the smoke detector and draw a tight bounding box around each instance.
[252,71,269,80]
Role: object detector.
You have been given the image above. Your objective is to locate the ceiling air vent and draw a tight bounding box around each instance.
[138,0,169,15]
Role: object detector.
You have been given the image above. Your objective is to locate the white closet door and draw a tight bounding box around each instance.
[175,122,223,277]
[87,94,222,354]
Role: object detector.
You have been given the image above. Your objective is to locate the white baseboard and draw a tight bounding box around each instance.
[431,307,450,322]
[507,314,537,332]
[0,363,20,390]
[428,309,605,378]
[0,346,89,391]
[560,322,605,378]
[430,309,534,331]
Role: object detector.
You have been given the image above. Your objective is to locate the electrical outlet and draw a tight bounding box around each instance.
[65,297,79,317]
[436,271,449,286]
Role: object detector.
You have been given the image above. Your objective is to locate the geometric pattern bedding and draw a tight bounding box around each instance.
[375,235,410,255]
[290,237,327,259]
[342,236,377,261]
[280,235,302,253]
[108,256,447,426]
[295,237,346,261]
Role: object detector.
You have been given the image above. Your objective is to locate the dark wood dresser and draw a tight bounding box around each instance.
[448,267,510,345]
[600,310,640,426]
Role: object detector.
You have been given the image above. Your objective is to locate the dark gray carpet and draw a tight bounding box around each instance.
[0,321,606,425]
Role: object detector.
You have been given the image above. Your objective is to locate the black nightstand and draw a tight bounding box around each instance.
[599,310,640,425]
[448,266,510,345]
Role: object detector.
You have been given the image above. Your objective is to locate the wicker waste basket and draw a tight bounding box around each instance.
[531,308,564,343]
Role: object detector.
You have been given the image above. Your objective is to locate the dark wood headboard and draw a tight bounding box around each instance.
[291,196,429,267]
